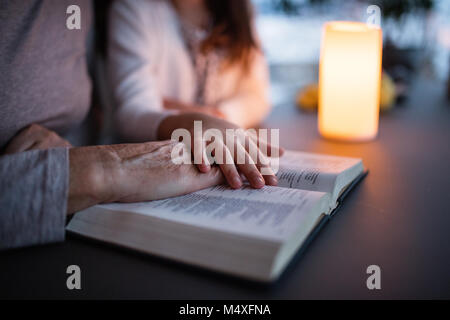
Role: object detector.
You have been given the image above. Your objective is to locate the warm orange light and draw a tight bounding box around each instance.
[319,21,382,141]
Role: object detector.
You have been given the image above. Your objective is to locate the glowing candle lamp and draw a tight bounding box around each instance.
[318,21,383,141]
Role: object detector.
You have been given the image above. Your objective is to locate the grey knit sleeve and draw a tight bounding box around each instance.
[0,148,69,250]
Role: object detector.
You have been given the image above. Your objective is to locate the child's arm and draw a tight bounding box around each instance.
[108,0,172,142]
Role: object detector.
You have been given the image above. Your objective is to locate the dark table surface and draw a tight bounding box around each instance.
[1,75,450,299]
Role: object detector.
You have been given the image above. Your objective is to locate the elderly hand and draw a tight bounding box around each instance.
[158,113,283,190]
[4,124,72,154]
[67,140,224,214]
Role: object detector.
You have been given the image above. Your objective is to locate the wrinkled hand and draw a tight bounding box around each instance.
[4,124,72,155]
[158,113,284,190]
[68,140,224,214]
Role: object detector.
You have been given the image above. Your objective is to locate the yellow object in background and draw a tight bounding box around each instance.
[297,84,319,111]
[380,72,396,111]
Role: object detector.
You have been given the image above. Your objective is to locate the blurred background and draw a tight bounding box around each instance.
[252,0,450,111]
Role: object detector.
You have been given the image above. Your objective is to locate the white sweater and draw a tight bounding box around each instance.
[108,0,271,141]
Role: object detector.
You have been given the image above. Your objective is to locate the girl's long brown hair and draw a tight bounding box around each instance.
[201,0,259,71]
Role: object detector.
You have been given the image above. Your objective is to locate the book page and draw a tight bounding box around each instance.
[274,151,363,195]
[99,185,329,242]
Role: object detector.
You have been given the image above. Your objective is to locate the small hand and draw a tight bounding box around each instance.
[4,124,72,155]
[158,113,284,190]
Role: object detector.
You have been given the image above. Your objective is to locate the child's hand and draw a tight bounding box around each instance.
[158,113,283,190]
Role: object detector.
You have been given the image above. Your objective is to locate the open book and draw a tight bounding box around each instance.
[67,151,366,282]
